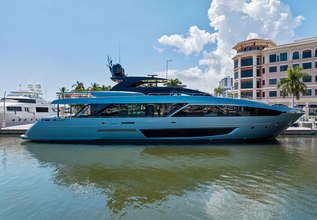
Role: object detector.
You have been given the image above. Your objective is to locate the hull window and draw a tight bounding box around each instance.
[140,128,236,138]
[172,105,282,117]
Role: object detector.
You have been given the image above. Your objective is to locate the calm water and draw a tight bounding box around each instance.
[0,136,317,220]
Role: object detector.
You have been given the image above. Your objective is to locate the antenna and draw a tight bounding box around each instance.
[118,42,121,64]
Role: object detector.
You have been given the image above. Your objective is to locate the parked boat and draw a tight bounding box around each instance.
[21,63,303,142]
[0,84,55,128]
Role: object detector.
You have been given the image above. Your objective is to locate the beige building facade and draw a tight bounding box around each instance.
[232,37,317,115]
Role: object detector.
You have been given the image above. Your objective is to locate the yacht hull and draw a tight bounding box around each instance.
[21,112,302,142]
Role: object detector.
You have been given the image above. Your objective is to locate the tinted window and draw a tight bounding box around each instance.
[269,91,277,97]
[77,103,185,118]
[5,98,36,103]
[269,66,277,73]
[234,60,238,68]
[241,58,253,66]
[172,105,282,117]
[234,82,238,90]
[7,106,22,111]
[303,62,312,69]
[241,69,253,77]
[269,78,277,85]
[302,50,312,58]
[280,52,288,61]
[293,51,299,60]
[36,107,49,112]
[241,81,253,89]
[269,54,276,63]
[280,65,288,71]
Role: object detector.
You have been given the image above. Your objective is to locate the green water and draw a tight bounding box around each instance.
[0,136,317,219]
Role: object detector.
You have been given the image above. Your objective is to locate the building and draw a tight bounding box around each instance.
[219,76,233,97]
[232,37,317,115]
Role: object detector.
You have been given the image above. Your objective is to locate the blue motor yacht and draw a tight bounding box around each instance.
[21,62,303,142]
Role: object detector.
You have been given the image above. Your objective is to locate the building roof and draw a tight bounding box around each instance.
[232,38,276,51]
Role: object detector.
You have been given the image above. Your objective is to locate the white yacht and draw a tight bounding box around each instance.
[21,63,303,142]
[0,84,55,128]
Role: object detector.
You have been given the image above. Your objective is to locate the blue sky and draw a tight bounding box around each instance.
[1,0,317,100]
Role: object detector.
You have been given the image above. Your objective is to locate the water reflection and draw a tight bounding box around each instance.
[24,138,317,217]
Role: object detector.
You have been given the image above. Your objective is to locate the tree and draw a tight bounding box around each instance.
[59,87,68,99]
[72,81,85,92]
[227,91,234,98]
[101,85,111,91]
[214,86,223,97]
[88,83,101,91]
[164,78,183,87]
[277,66,309,107]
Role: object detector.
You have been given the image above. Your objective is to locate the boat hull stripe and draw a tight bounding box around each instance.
[140,128,236,138]
[97,129,137,132]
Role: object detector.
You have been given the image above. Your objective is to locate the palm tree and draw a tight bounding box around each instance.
[164,78,183,87]
[227,91,234,98]
[88,83,101,91]
[214,86,223,97]
[277,66,309,107]
[72,81,85,92]
[59,87,68,99]
[100,85,111,91]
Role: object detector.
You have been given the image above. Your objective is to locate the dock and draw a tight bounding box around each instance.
[281,127,317,135]
[0,124,33,135]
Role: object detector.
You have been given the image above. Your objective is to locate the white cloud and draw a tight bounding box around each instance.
[153,45,164,53]
[157,0,304,93]
[247,33,260,40]
[158,26,217,55]
[165,67,218,94]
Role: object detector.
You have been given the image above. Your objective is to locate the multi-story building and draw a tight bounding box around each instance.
[218,76,233,97]
[232,37,317,114]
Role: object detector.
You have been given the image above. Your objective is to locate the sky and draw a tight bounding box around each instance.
[1,0,317,101]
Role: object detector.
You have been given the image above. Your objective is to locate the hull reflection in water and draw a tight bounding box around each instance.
[24,139,317,218]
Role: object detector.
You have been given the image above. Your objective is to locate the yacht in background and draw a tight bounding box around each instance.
[0,84,55,128]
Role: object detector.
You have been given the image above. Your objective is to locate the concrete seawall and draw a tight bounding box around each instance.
[0,124,33,135]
